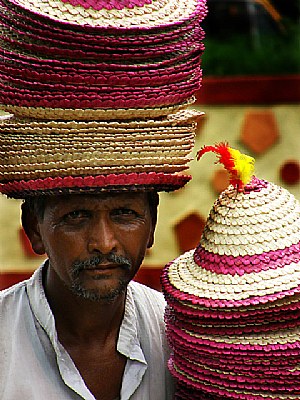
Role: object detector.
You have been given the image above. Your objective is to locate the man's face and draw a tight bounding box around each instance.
[33,192,156,302]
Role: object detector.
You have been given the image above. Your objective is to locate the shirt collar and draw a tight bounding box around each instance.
[26,261,61,353]
[26,262,146,365]
[118,282,146,365]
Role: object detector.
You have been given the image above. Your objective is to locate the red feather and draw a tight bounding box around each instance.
[197,142,240,188]
[197,142,234,170]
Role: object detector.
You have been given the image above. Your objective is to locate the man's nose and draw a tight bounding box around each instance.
[87,215,118,254]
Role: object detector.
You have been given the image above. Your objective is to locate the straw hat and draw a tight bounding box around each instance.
[0,0,207,198]
[161,143,300,399]
[0,110,203,197]
[0,0,207,113]
[1,0,206,28]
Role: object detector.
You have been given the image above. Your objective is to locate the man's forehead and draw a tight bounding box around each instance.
[44,191,149,208]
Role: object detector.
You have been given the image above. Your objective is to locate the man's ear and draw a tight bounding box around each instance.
[147,219,156,249]
[21,202,46,255]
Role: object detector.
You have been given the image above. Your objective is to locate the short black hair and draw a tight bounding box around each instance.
[22,196,47,221]
[147,191,159,226]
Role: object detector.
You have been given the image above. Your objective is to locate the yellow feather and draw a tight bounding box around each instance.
[229,148,255,186]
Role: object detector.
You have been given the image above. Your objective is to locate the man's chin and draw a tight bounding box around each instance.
[70,280,128,303]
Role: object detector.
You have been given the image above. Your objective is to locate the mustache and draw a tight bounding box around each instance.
[71,253,132,274]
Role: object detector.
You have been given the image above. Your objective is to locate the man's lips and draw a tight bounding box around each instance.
[84,264,121,271]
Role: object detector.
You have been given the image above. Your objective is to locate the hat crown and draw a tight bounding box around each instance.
[199,177,300,259]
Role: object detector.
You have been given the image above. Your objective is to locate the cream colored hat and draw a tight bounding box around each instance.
[162,143,300,399]
[0,110,203,197]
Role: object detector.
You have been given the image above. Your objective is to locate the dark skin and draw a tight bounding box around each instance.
[23,192,157,400]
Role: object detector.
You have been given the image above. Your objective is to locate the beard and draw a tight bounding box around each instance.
[69,253,132,303]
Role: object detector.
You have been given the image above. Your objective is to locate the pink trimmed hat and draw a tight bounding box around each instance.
[161,143,300,399]
[0,0,207,198]
[0,109,203,198]
[0,0,207,114]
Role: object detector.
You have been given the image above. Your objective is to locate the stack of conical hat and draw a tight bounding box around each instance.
[162,143,300,399]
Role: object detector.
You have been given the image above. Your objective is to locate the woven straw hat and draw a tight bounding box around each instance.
[0,0,207,114]
[1,0,206,28]
[0,110,203,197]
[0,0,207,198]
[161,143,300,399]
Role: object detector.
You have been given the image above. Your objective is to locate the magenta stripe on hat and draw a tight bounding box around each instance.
[0,46,202,70]
[1,87,200,109]
[168,359,273,400]
[166,312,300,336]
[0,61,200,86]
[164,300,300,323]
[60,0,153,11]
[0,2,203,43]
[165,291,300,320]
[5,0,208,31]
[1,70,201,92]
[173,345,300,371]
[2,19,205,57]
[2,34,196,61]
[161,262,300,308]
[0,172,191,197]
[167,326,300,352]
[173,355,300,393]
[194,244,300,276]
[0,47,201,72]
[168,333,300,359]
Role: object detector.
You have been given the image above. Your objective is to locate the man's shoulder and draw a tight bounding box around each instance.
[129,280,166,311]
[0,280,30,333]
[130,280,164,298]
[0,278,27,296]
[127,281,167,345]
[0,279,28,305]
[0,264,44,303]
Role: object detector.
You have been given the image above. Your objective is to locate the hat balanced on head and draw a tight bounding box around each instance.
[161,143,300,399]
[0,0,207,199]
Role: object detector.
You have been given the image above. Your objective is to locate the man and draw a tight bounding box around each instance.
[0,0,207,398]
[1,191,176,399]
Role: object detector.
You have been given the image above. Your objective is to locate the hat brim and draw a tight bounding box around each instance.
[0,172,191,198]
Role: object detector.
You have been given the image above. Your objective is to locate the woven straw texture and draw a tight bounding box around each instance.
[0,0,207,197]
[162,177,300,399]
[3,0,206,28]
[0,0,207,113]
[0,109,203,197]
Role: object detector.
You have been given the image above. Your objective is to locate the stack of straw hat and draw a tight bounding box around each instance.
[0,0,207,198]
[161,143,300,399]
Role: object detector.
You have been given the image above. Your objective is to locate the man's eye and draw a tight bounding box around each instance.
[111,208,138,218]
[64,210,89,221]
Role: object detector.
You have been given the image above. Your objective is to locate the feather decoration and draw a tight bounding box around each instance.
[197,142,255,191]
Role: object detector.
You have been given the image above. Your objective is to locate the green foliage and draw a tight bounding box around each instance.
[201,22,300,77]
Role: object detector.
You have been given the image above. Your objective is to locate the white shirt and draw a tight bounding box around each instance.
[0,263,174,400]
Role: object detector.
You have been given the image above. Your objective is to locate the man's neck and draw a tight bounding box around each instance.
[43,263,127,343]
[42,263,128,400]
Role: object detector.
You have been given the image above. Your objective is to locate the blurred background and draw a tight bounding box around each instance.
[202,0,300,76]
[1,0,299,291]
